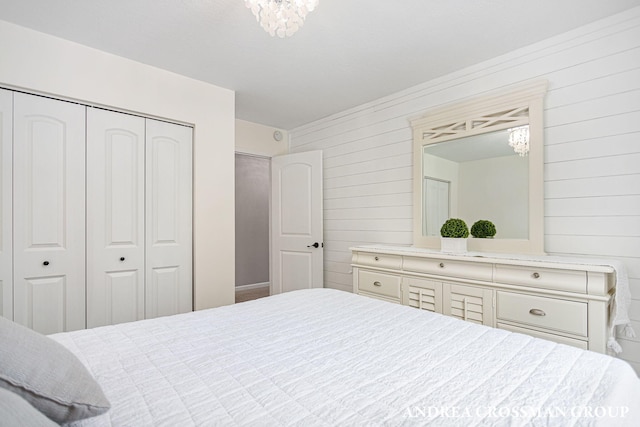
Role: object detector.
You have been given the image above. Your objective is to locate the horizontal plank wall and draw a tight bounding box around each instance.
[289,7,640,372]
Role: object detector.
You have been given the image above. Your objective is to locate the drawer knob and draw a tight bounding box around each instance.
[529,308,546,316]
[532,272,540,279]
[373,281,382,287]
[439,262,445,268]
[374,256,379,261]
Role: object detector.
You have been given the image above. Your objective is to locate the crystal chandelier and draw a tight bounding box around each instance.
[508,125,530,157]
[245,0,319,38]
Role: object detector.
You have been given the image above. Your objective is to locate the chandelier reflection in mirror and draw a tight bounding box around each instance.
[245,0,319,38]
[508,125,530,157]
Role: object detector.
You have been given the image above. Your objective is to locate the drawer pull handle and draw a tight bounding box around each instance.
[532,272,540,279]
[529,308,546,316]
[374,256,379,261]
[373,281,382,287]
[439,262,445,268]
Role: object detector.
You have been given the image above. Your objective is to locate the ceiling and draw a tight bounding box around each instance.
[1,0,638,129]
[425,129,516,163]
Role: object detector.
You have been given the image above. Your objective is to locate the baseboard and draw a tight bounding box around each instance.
[236,282,270,291]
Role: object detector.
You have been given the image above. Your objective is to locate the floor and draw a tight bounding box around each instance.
[235,286,270,303]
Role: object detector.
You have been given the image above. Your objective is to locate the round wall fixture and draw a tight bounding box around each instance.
[273,130,283,141]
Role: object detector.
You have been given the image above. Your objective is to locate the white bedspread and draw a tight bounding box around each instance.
[51,289,640,426]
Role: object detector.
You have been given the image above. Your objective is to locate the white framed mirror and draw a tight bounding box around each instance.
[411,80,548,255]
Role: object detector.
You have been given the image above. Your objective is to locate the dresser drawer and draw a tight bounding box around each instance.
[403,256,492,281]
[496,291,587,337]
[358,270,401,299]
[354,252,402,269]
[494,264,586,293]
[496,322,588,350]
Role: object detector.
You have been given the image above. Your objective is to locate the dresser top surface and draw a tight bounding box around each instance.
[351,245,616,273]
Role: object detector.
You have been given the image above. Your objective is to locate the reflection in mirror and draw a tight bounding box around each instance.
[422,127,529,239]
[411,79,547,254]
[423,177,450,236]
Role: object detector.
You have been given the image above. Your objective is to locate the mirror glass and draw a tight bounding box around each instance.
[422,127,529,239]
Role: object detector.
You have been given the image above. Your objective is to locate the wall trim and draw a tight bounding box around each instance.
[236,282,270,291]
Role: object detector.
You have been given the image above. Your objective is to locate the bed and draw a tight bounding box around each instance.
[7,289,640,426]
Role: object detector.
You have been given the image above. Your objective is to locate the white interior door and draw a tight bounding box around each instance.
[145,119,193,318]
[0,89,12,320]
[87,108,145,327]
[13,93,86,334]
[271,150,323,294]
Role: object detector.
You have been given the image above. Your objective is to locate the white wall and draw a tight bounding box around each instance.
[236,119,288,157]
[290,7,640,372]
[0,20,236,310]
[458,155,528,239]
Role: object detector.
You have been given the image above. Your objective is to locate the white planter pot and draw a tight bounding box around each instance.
[441,237,468,254]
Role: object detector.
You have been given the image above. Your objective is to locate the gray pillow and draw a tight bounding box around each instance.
[0,388,58,427]
[0,317,110,424]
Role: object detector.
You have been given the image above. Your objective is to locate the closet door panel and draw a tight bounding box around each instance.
[87,108,145,327]
[0,89,12,319]
[103,271,141,326]
[145,119,192,318]
[13,93,85,334]
[148,267,180,317]
[22,276,66,334]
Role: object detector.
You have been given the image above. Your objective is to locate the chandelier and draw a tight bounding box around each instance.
[508,125,530,157]
[245,0,319,38]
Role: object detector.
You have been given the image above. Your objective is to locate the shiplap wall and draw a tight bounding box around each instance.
[289,7,640,372]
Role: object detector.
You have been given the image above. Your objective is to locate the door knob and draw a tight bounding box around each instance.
[43,261,50,266]
[120,257,125,262]
[307,242,320,248]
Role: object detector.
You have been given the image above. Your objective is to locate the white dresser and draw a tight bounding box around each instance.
[351,245,617,354]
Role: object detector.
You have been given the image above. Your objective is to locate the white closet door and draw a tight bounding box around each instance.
[87,108,145,327]
[0,89,12,320]
[13,93,86,334]
[145,119,192,318]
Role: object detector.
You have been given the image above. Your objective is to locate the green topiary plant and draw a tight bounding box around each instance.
[440,218,469,238]
[471,220,496,238]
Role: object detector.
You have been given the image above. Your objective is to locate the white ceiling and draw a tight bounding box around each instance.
[1,0,638,129]
[425,129,516,163]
